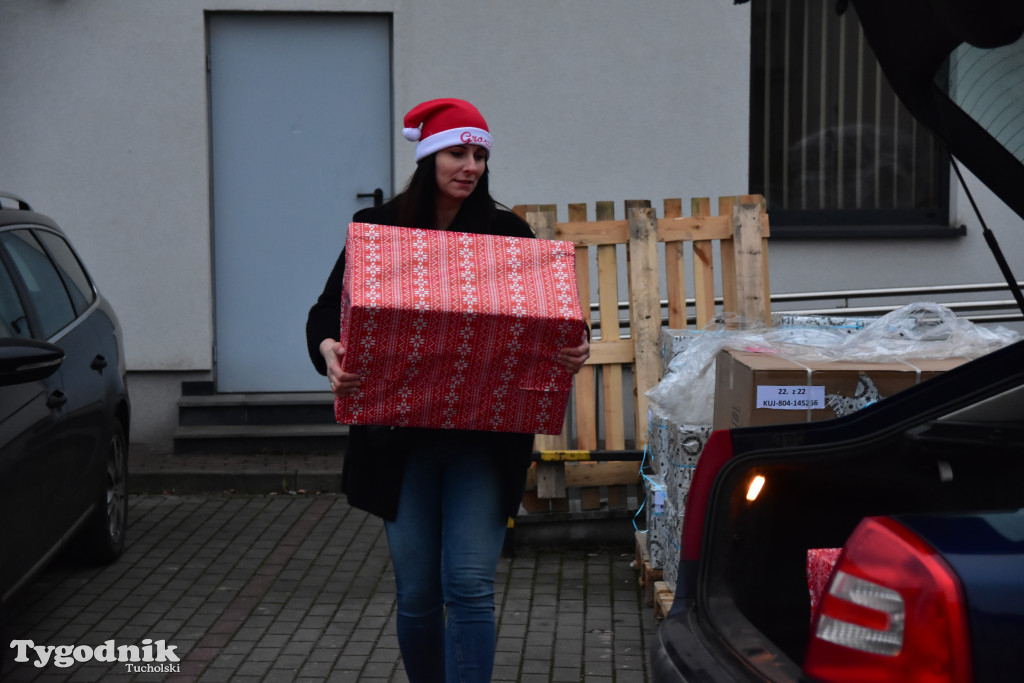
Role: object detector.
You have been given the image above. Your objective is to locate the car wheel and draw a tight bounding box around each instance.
[78,420,129,564]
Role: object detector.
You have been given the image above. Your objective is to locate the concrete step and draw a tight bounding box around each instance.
[173,422,348,455]
[173,390,347,455]
[178,391,336,427]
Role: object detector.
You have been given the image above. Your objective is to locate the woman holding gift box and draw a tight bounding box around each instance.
[306,98,590,683]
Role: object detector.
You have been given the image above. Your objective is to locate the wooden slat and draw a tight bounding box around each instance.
[563,461,641,488]
[634,530,665,607]
[525,460,641,489]
[556,219,629,245]
[586,339,635,365]
[607,485,630,509]
[656,214,734,241]
[762,237,772,324]
[536,461,566,499]
[511,204,534,221]
[569,203,599,451]
[603,365,626,450]
[526,209,556,240]
[593,201,626,451]
[527,208,566,456]
[691,197,716,328]
[663,198,688,329]
[751,195,774,325]
[626,203,661,449]
[580,487,602,510]
[596,247,620,339]
[719,196,738,315]
[731,196,769,324]
[654,580,674,619]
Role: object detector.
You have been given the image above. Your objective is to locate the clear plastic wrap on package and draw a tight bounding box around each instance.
[646,302,1020,426]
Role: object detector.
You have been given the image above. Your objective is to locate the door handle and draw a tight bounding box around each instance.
[47,390,68,409]
[357,188,384,207]
[91,355,108,372]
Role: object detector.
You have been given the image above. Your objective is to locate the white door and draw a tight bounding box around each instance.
[209,13,391,392]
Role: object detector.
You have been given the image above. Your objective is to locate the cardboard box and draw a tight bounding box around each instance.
[713,348,969,430]
[336,222,586,434]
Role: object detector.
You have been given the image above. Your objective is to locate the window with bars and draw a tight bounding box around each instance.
[750,0,954,235]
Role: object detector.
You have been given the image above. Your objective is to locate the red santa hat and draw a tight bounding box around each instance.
[402,98,492,162]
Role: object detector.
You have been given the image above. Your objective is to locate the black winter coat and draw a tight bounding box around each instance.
[305,197,536,522]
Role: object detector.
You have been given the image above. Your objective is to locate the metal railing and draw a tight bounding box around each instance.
[766,281,1024,325]
[591,281,1024,333]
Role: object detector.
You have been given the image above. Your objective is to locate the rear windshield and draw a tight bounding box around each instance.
[943,36,1024,167]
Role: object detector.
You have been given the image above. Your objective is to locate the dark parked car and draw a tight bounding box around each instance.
[651,0,1024,681]
[0,192,130,609]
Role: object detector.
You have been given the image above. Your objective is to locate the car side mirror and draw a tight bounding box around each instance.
[0,338,65,386]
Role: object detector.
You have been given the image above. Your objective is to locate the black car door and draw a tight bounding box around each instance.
[0,228,101,598]
[0,244,65,600]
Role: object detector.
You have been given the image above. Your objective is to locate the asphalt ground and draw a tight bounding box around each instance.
[1,449,660,682]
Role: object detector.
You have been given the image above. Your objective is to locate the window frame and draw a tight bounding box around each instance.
[748,0,960,239]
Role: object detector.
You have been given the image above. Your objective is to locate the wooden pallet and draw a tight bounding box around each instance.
[633,530,664,608]
[653,580,675,620]
[512,197,771,498]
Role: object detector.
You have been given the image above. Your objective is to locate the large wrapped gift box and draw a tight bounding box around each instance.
[807,547,843,620]
[336,222,586,434]
[646,405,713,588]
[713,348,969,430]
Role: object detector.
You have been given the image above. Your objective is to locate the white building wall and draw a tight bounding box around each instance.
[1,0,1021,444]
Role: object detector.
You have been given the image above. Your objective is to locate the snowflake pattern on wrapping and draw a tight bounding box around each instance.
[336,222,585,435]
[488,237,526,430]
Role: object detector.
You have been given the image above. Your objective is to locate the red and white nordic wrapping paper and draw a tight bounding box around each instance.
[806,547,843,620]
[336,222,586,434]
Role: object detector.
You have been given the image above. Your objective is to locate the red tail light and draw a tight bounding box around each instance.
[804,516,973,683]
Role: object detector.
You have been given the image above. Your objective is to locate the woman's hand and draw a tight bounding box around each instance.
[556,332,591,374]
[320,338,362,397]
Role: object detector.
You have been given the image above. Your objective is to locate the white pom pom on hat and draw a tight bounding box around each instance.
[402,98,492,162]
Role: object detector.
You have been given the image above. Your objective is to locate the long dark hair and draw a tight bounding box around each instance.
[396,153,498,232]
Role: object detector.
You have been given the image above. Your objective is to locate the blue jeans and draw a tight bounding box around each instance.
[384,446,509,683]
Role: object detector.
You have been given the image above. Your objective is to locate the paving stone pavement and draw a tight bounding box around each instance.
[2,493,660,682]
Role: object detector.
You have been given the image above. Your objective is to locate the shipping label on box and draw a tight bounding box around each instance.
[336,222,586,434]
[713,348,969,430]
[644,475,669,569]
